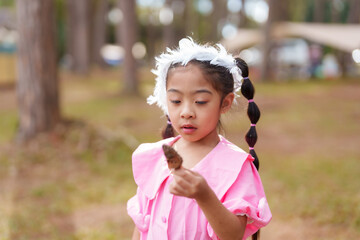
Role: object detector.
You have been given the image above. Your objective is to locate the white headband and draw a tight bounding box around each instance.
[147,37,244,114]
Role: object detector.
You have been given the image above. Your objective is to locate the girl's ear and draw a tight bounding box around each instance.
[221,93,235,114]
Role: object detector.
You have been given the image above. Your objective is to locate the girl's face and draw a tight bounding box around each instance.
[166,64,234,145]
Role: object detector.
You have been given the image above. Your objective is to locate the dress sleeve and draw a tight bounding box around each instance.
[127,187,153,233]
[207,159,272,240]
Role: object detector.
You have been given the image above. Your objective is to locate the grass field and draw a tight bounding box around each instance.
[0,54,16,86]
[0,67,359,239]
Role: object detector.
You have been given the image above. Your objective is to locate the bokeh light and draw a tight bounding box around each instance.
[171,0,185,15]
[196,0,213,15]
[227,0,242,13]
[239,47,261,65]
[137,0,165,8]
[352,49,360,64]
[132,42,147,59]
[100,44,124,66]
[108,8,123,25]
[245,0,268,24]
[159,6,174,25]
[221,23,238,39]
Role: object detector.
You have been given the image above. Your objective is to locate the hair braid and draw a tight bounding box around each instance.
[235,58,261,240]
[162,115,175,139]
[236,58,260,170]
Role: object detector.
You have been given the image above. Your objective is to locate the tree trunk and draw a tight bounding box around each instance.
[163,0,176,48]
[347,0,360,23]
[91,0,108,68]
[16,0,60,142]
[65,0,90,74]
[239,0,248,28]
[274,0,289,22]
[260,0,275,81]
[184,0,198,38]
[145,22,156,63]
[313,0,326,22]
[211,0,227,41]
[117,0,139,95]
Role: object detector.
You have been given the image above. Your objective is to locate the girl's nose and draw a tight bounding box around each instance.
[181,104,195,119]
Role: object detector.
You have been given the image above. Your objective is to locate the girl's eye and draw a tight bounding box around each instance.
[195,101,207,105]
[171,100,181,104]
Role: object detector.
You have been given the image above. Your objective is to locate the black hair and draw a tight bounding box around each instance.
[162,115,175,139]
[235,58,260,171]
[235,58,261,240]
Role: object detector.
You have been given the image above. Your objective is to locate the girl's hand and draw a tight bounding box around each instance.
[169,167,211,201]
[170,167,247,240]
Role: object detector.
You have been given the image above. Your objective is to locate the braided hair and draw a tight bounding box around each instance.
[236,58,260,170]
[235,58,261,240]
[162,115,174,139]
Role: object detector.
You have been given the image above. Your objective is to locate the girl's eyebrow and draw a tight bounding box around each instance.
[167,88,212,94]
[167,88,180,93]
[194,89,212,95]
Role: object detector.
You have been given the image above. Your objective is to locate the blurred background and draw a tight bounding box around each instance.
[0,0,359,239]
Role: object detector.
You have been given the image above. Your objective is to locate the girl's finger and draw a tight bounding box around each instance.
[172,167,199,182]
[169,179,187,196]
[172,172,193,189]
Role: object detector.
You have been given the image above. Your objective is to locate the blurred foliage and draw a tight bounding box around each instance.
[55,0,66,60]
[0,0,13,7]
[25,0,359,61]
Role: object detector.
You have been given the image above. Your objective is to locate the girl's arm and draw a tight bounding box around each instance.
[131,227,140,240]
[170,168,246,240]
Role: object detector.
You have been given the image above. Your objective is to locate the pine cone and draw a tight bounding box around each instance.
[162,144,183,169]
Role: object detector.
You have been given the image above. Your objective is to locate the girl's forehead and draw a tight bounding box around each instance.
[168,62,202,74]
[167,63,220,92]
[168,63,209,81]
[167,64,209,84]
[166,69,218,97]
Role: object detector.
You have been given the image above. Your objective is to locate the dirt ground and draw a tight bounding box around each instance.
[1,80,360,240]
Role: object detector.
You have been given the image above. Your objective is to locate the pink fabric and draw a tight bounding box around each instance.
[127,135,272,240]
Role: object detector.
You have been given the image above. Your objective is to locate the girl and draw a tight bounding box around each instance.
[127,38,272,240]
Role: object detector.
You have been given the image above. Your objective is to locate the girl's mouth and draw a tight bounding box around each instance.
[181,125,197,134]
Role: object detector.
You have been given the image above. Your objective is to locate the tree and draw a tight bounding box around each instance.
[117,0,139,95]
[313,0,326,22]
[91,0,109,67]
[163,0,176,48]
[239,0,248,28]
[347,0,360,23]
[16,0,60,142]
[65,0,91,74]
[260,0,276,81]
[210,0,227,41]
[184,0,198,38]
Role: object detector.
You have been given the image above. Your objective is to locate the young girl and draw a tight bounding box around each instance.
[127,38,271,240]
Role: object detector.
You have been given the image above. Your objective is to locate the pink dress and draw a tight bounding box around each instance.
[127,135,272,240]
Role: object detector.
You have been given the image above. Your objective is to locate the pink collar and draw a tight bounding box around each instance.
[132,136,254,199]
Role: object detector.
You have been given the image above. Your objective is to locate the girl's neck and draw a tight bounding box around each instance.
[178,132,220,149]
[173,131,220,169]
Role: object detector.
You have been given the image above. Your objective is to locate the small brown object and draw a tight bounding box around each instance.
[162,144,183,169]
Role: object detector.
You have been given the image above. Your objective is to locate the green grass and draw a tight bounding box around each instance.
[0,54,16,85]
[0,70,360,239]
[0,111,17,143]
